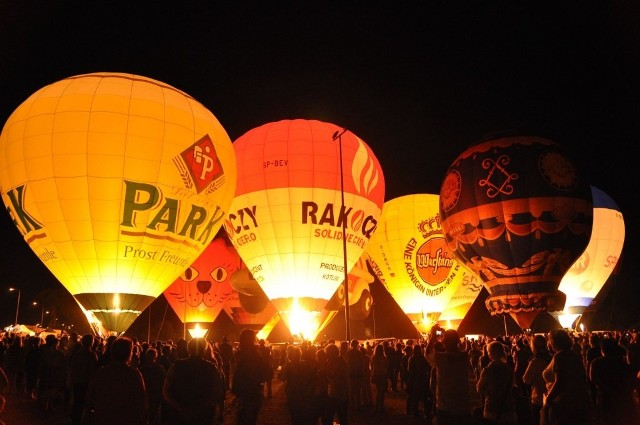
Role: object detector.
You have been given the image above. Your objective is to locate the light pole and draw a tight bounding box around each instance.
[9,287,21,327]
[332,128,351,342]
[33,301,48,330]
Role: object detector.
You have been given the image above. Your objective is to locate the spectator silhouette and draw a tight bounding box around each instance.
[282,345,316,424]
[232,329,269,425]
[590,337,639,425]
[345,339,365,410]
[163,337,223,425]
[82,337,148,425]
[68,333,98,425]
[476,341,518,425]
[38,334,67,412]
[257,339,273,399]
[325,343,349,425]
[370,343,389,414]
[426,325,473,425]
[23,336,42,399]
[139,347,165,425]
[313,347,332,425]
[218,336,234,391]
[406,344,433,420]
[542,329,591,425]
[522,334,551,425]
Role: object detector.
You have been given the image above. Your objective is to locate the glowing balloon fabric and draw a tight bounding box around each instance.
[0,73,237,333]
[439,135,592,329]
[366,194,468,334]
[556,186,624,328]
[224,119,384,338]
[164,236,241,327]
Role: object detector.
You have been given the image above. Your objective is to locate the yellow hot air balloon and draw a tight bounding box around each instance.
[437,266,483,330]
[366,194,468,334]
[0,73,237,334]
[224,119,385,340]
[555,186,625,329]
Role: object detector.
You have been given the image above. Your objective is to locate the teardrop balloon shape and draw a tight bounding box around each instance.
[0,73,237,334]
[439,135,593,330]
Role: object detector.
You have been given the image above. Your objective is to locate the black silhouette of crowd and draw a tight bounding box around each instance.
[1,325,640,425]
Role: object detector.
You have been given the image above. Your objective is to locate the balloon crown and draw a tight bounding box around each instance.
[418,214,441,239]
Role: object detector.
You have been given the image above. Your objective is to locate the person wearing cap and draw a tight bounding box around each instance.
[425,325,473,425]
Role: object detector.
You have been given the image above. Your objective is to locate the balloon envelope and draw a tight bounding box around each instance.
[0,73,237,333]
[439,135,592,329]
[224,119,384,338]
[555,186,624,327]
[366,194,468,334]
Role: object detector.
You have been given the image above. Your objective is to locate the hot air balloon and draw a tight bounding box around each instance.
[439,135,593,330]
[0,73,237,334]
[164,235,241,338]
[437,266,483,330]
[224,119,384,340]
[555,186,624,329]
[366,194,468,334]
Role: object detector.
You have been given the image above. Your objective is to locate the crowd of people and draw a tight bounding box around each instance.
[0,325,639,425]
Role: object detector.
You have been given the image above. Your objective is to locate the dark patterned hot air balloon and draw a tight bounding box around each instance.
[438,135,593,330]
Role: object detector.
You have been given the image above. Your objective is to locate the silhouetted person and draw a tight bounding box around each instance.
[371,343,389,414]
[426,325,473,425]
[406,344,433,420]
[257,339,273,399]
[163,337,223,425]
[82,337,148,425]
[23,336,42,399]
[69,333,98,425]
[232,329,269,425]
[282,345,316,424]
[476,341,518,425]
[523,334,551,425]
[139,347,165,425]
[590,337,639,425]
[345,339,365,410]
[218,336,234,391]
[313,348,332,425]
[38,334,67,412]
[542,329,591,425]
[325,343,349,425]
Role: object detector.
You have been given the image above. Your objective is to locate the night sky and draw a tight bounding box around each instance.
[1,1,639,339]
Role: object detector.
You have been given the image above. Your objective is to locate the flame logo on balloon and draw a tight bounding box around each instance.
[352,137,380,196]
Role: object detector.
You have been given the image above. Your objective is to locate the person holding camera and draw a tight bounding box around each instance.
[425,324,473,425]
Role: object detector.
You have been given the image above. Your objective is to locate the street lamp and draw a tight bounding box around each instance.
[9,287,21,327]
[33,301,48,329]
[331,128,351,342]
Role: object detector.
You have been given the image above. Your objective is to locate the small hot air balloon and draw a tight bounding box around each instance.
[224,119,384,340]
[0,73,237,333]
[439,135,593,330]
[437,267,483,330]
[555,186,624,329]
[366,194,468,334]
[164,235,241,337]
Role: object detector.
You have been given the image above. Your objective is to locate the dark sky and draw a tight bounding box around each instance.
[1,1,639,336]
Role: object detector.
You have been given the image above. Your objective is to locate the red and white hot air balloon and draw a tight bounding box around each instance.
[224,119,384,340]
